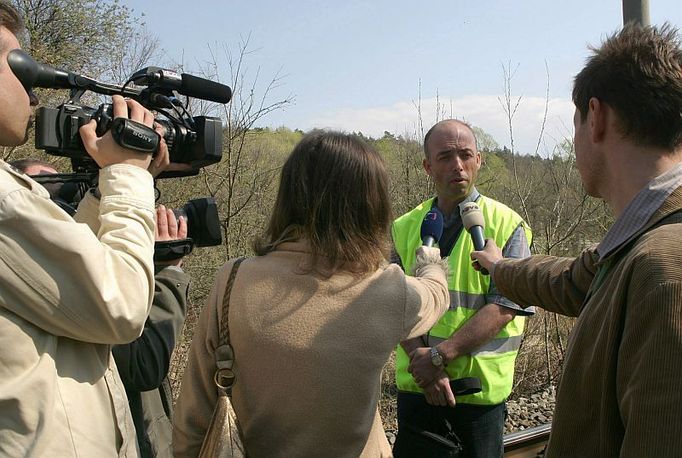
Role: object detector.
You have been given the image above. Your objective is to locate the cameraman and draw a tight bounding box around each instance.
[10,161,190,458]
[112,206,190,458]
[0,2,171,456]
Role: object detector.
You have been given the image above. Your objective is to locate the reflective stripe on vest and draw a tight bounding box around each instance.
[425,334,524,356]
[393,196,532,405]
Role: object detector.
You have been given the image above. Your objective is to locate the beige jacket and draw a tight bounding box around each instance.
[174,242,450,458]
[0,161,156,457]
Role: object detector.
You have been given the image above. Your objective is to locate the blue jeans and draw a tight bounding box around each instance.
[395,392,506,458]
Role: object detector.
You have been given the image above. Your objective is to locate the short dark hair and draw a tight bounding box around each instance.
[0,2,23,45]
[254,131,392,274]
[9,158,55,173]
[573,23,682,150]
[423,119,478,159]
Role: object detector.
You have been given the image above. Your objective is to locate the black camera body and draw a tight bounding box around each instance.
[174,197,222,248]
[34,104,222,173]
[9,50,230,258]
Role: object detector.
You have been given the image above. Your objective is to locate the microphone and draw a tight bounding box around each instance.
[179,73,232,104]
[460,202,489,275]
[129,67,233,104]
[420,209,444,247]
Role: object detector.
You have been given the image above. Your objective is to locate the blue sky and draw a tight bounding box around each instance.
[124,0,682,154]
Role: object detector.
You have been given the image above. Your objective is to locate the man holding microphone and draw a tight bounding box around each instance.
[472,23,682,458]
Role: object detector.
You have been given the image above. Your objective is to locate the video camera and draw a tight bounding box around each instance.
[8,50,229,257]
[7,49,232,178]
[30,172,222,258]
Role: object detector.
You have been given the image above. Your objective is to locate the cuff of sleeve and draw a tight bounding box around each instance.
[98,164,155,209]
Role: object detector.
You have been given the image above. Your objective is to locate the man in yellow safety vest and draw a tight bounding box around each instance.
[392,119,533,458]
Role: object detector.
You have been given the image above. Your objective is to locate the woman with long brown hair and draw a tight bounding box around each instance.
[173,131,449,457]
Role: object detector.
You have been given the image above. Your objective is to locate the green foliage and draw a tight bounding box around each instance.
[14,0,139,75]
[472,126,499,152]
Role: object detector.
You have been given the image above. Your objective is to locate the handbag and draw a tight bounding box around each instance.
[199,257,247,458]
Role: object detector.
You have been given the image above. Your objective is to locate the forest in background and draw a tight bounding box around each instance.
[3,0,614,431]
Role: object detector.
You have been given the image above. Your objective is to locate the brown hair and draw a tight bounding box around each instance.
[573,23,682,150]
[0,1,23,49]
[254,131,392,274]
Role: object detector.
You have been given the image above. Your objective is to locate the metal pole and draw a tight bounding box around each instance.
[622,0,650,26]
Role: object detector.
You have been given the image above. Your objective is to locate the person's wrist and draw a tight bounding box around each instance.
[435,343,454,365]
[490,258,501,279]
[155,259,183,268]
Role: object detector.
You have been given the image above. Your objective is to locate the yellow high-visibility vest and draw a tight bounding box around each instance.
[393,196,532,405]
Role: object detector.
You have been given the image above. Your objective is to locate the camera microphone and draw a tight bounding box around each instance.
[420,208,444,247]
[179,73,232,104]
[461,202,489,275]
[129,67,233,104]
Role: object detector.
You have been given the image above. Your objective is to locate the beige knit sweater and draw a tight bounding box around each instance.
[173,242,449,457]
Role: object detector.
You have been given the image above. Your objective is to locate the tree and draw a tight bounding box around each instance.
[472,126,499,153]
[164,37,294,397]
[14,0,140,75]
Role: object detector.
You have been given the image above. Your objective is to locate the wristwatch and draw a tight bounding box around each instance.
[430,346,445,367]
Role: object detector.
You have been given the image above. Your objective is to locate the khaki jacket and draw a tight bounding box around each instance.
[173,242,450,458]
[0,161,155,457]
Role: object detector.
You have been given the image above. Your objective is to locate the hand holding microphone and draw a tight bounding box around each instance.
[413,208,444,263]
[461,202,504,275]
[421,208,444,247]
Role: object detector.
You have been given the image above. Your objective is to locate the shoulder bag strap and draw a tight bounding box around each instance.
[214,257,246,393]
[219,257,246,348]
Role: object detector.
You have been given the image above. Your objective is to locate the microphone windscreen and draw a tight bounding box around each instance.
[461,202,485,231]
[420,209,444,245]
[180,73,233,104]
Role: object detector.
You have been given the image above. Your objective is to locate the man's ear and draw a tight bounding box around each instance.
[589,97,607,143]
[423,157,432,176]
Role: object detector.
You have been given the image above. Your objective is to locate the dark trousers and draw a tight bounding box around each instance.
[394,392,506,458]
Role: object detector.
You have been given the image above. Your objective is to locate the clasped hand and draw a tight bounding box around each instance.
[408,347,456,407]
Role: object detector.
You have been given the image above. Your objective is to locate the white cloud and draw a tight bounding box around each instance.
[301,95,576,155]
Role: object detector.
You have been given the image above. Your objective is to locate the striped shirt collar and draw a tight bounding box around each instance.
[597,162,682,260]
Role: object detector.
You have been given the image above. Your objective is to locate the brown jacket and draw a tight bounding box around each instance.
[173,242,450,457]
[493,188,682,457]
[0,161,156,457]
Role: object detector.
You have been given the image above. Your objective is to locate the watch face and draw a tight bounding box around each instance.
[431,348,443,366]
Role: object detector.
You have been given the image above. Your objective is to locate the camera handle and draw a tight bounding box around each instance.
[110,118,160,153]
[154,238,194,263]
